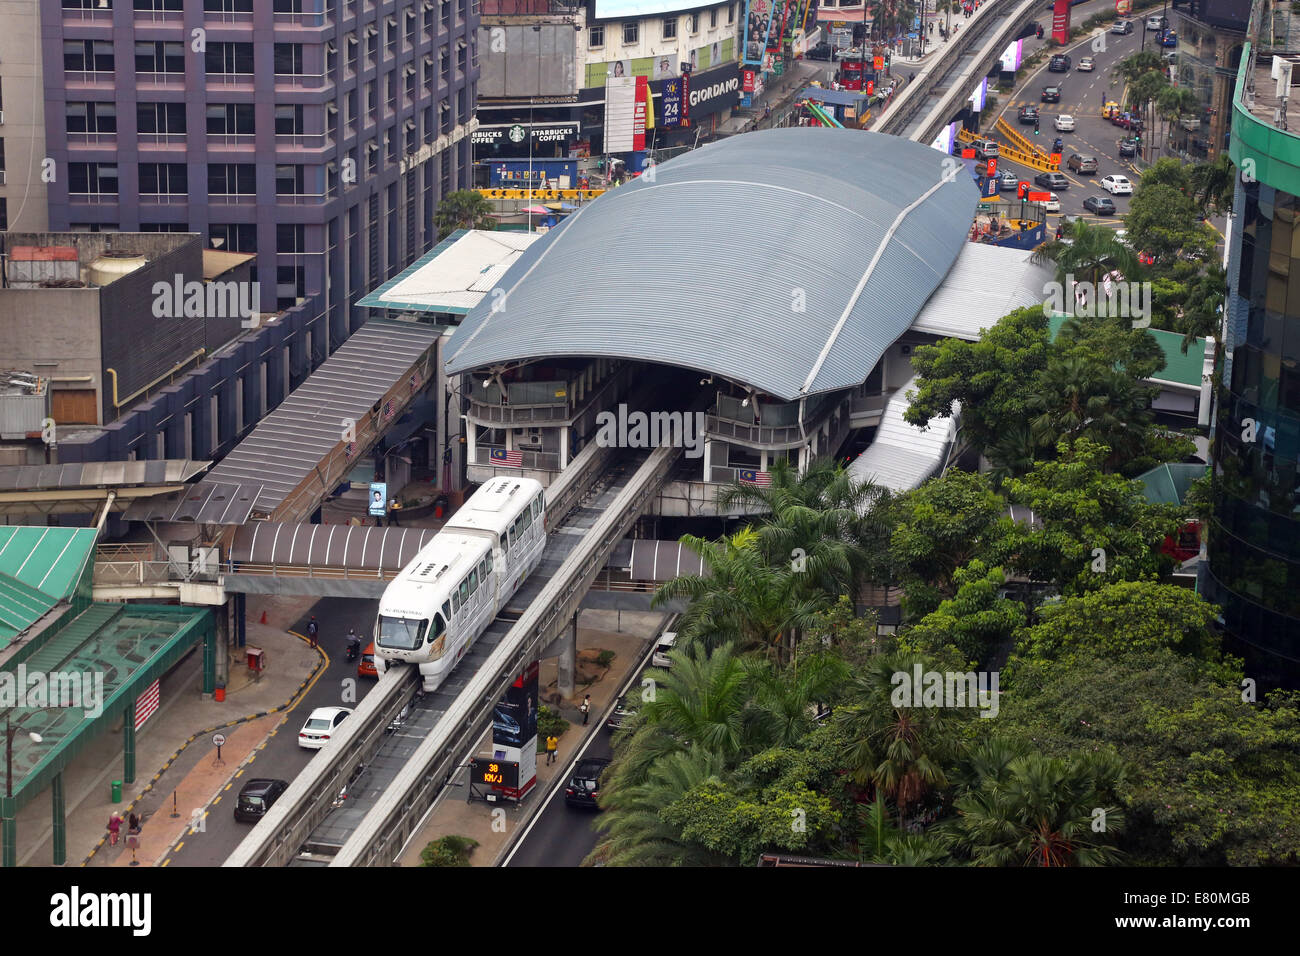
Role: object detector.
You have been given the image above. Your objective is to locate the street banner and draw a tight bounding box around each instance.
[743,0,777,65]
[1052,0,1071,44]
[662,76,683,127]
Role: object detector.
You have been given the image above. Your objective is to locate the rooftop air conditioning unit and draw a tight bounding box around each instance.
[518,428,543,449]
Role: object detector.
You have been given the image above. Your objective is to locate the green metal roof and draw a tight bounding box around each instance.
[2,603,213,812]
[0,527,98,650]
[1046,314,1205,388]
[1135,463,1208,506]
[1230,39,1300,198]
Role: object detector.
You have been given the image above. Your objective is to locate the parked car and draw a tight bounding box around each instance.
[298,706,352,750]
[1067,153,1098,174]
[1041,85,1061,103]
[1101,174,1133,195]
[1111,19,1134,35]
[1049,53,1072,73]
[564,757,612,809]
[1078,56,1095,72]
[998,170,1020,191]
[807,42,834,61]
[607,695,638,730]
[234,778,289,822]
[1035,171,1069,190]
[1083,195,1118,215]
[1018,105,1040,125]
[651,631,678,669]
[1118,137,1138,157]
[1054,113,1075,131]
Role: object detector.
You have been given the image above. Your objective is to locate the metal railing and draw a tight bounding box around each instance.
[331,443,682,866]
[705,415,806,448]
[220,561,400,582]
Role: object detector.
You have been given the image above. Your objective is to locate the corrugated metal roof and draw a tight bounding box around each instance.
[848,375,960,493]
[229,521,440,571]
[122,480,263,524]
[357,230,543,315]
[0,460,208,491]
[911,243,1056,341]
[444,128,980,401]
[204,319,440,517]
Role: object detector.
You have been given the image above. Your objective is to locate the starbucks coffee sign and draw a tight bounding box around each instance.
[508,124,527,144]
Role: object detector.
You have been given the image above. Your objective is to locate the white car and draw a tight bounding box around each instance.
[1040,192,1061,213]
[1101,174,1133,195]
[1078,57,1095,72]
[1115,228,1130,245]
[298,706,352,749]
[1054,114,1075,132]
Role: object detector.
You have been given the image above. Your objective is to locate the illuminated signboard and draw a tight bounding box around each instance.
[999,40,1023,73]
[471,757,520,790]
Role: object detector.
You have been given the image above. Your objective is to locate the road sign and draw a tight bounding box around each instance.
[212,733,226,748]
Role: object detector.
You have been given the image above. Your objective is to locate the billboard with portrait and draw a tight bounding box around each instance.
[368,481,387,518]
[742,0,777,65]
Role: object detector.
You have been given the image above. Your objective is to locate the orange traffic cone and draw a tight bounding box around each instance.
[259,610,268,625]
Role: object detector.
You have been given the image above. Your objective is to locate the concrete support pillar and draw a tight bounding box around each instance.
[560,427,569,470]
[202,616,217,697]
[466,420,477,472]
[51,772,66,866]
[703,439,714,482]
[216,599,231,688]
[123,702,137,786]
[760,449,769,472]
[557,611,578,698]
[235,591,247,649]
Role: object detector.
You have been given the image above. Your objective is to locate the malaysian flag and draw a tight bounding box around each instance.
[739,469,772,486]
[345,441,357,459]
[410,371,422,393]
[491,448,523,467]
[135,679,160,732]
[381,399,395,423]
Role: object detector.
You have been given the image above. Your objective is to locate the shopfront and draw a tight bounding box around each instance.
[651,62,744,147]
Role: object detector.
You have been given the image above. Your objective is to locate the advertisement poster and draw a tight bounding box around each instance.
[681,69,691,125]
[654,56,679,79]
[368,481,387,517]
[492,660,539,750]
[633,75,648,150]
[766,1,788,55]
[1052,0,1071,44]
[742,0,777,65]
[661,76,683,127]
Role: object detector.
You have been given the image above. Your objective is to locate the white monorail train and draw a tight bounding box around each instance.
[373,476,546,691]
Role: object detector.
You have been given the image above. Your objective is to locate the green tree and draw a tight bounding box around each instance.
[419,835,478,866]
[434,189,497,239]
[1125,182,1215,263]
[904,305,1052,454]
[1033,218,1143,288]
[905,560,1026,664]
[949,739,1128,866]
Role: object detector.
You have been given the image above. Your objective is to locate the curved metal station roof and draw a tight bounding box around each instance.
[444,128,980,401]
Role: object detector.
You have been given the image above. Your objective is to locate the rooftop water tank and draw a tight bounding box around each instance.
[88,251,147,286]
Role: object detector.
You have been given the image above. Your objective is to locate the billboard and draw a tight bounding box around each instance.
[633,75,649,150]
[368,482,387,518]
[1052,0,1071,44]
[661,75,684,127]
[766,1,789,54]
[931,122,957,155]
[604,75,636,152]
[492,660,539,750]
[742,0,777,65]
[969,76,988,113]
[999,40,1024,73]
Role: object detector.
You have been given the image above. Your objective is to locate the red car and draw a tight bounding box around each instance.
[358,641,378,678]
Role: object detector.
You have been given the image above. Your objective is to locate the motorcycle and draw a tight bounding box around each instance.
[345,634,361,663]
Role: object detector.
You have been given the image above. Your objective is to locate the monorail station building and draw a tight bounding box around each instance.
[442,128,1057,513]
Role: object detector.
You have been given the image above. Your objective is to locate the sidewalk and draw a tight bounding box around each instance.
[395,608,667,868]
[10,593,321,868]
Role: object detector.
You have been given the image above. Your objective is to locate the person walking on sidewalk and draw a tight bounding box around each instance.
[580,694,591,725]
[126,813,142,866]
[107,811,123,847]
[307,616,319,648]
[545,734,558,765]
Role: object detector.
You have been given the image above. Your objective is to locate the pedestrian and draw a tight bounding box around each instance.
[107,811,123,847]
[545,734,558,765]
[307,615,319,648]
[580,694,591,725]
[387,497,401,526]
[126,813,142,866]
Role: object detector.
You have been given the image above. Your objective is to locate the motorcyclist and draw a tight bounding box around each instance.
[346,628,361,661]
[1053,136,1063,153]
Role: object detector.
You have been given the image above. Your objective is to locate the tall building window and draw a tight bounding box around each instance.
[274,43,305,75]
[728,3,735,23]
[208,163,256,195]
[64,40,114,72]
[275,104,305,135]
[202,0,251,12]
[135,40,185,73]
[206,42,255,75]
[277,223,306,252]
[710,8,717,28]
[66,102,117,133]
[662,17,677,39]
[207,103,255,134]
[275,164,306,196]
[139,163,188,194]
[623,22,638,44]
[138,102,186,134]
[68,162,120,196]
[210,223,257,251]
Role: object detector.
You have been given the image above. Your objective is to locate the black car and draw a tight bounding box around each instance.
[1041,86,1061,103]
[807,42,834,61]
[1049,53,1072,73]
[1083,195,1118,215]
[565,757,612,809]
[1118,137,1138,157]
[1035,171,1069,190]
[234,778,289,822]
[606,695,638,729]
[1018,105,1040,124]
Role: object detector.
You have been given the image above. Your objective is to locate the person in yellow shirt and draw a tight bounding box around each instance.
[545,734,558,765]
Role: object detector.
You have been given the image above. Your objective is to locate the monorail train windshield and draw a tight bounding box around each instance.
[376,615,428,651]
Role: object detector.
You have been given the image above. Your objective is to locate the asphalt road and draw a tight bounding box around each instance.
[502,724,615,868]
[164,596,382,866]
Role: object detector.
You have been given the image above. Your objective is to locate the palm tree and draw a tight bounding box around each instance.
[837,651,960,819]
[1128,70,1169,159]
[746,649,848,748]
[653,528,831,664]
[855,793,952,864]
[950,739,1128,866]
[1111,49,1166,89]
[1027,356,1155,470]
[588,747,732,866]
[434,189,496,239]
[1156,85,1201,157]
[1188,154,1235,216]
[1032,218,1143,288]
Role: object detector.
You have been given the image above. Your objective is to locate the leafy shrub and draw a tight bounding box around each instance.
[420,835,478,867]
